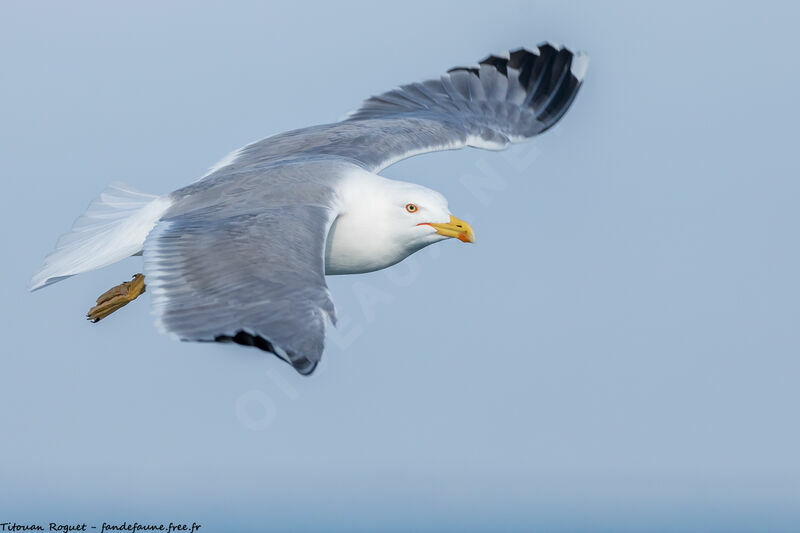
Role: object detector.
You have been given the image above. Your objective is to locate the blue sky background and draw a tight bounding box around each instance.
[1,1,798,531]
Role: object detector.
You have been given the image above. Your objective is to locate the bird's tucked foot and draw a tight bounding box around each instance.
[87,273,146,323]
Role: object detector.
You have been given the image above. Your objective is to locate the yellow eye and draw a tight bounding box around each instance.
[405,203,419,213]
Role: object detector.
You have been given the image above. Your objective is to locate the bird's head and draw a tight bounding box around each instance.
[325,174,475,275]
[385,182,475,251]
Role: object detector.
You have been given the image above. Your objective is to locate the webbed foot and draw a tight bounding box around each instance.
[87,273,146,323]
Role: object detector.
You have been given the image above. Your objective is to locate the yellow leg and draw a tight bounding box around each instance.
[87,273,146,323]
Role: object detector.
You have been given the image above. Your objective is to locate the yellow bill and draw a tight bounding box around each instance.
[421,215,475,243]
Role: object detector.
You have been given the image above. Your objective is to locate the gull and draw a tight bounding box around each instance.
[30,43,589,374]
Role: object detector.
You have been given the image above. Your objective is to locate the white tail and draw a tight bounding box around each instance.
[29,183,172,291]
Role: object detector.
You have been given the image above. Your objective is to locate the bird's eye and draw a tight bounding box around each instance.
[405,203,419,213]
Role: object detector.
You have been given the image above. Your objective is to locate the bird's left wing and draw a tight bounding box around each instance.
[143,202,337,375]
[198,42,588,181]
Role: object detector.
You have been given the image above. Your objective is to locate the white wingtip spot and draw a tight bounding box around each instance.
[571,52,590,81]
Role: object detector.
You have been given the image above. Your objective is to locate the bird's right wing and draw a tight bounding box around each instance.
[143,203,338,375]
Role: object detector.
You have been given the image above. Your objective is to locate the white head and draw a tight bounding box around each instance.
[325,172,475,275]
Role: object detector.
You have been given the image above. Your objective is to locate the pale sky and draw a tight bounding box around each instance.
[1,1,798,531]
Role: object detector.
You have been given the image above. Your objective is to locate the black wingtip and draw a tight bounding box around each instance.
[479,54,509,76]
[455,43,588,132]
[215,330,319,376]
[447,66,480,76]
[506,43,588,132]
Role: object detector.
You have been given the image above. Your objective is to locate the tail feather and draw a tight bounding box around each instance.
[29,183,171,291]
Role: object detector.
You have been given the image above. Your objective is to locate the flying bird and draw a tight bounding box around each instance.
[30,43,589,375]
